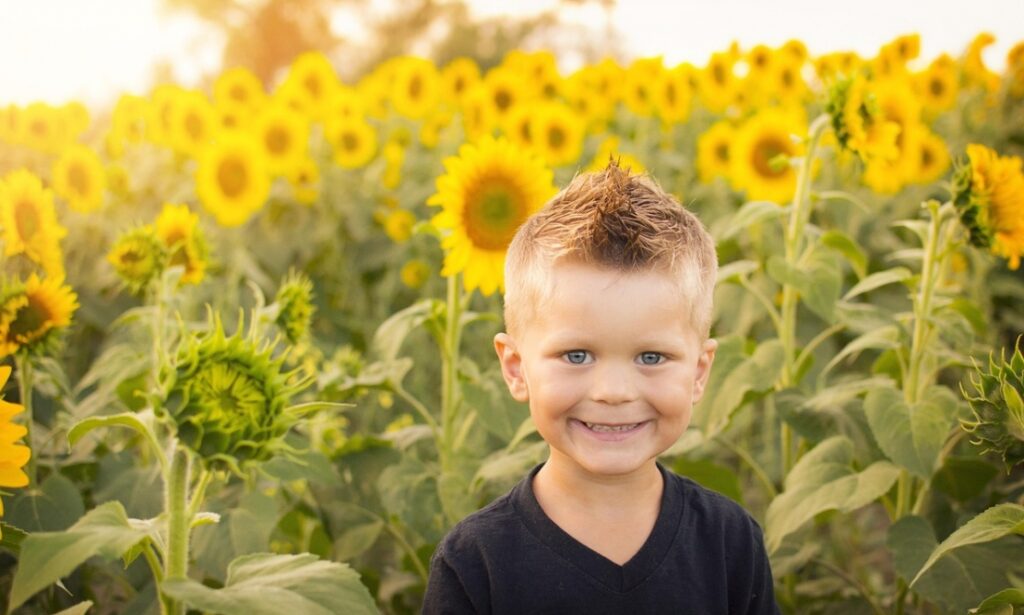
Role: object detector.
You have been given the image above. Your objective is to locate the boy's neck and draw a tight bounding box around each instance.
[533,453,663,517]
[532,454,664,565]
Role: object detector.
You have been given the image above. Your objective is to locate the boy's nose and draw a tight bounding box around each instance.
[589,364,639,405]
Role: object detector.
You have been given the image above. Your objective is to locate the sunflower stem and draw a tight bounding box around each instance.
[14,354,36,489]
[776,113,830,478]
[162,445,191,615]
[439,274,463,477]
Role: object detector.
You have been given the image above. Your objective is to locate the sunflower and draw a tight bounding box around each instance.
[730,108,805,204]
[158,314,310,471]
[460,84,497,142]
[382,209,416,244]
[0,170,67,278]
[400,259,431,289]
[254,104,309,176]
[51,144,106,213]
[0,274,78,359]
[696,120,735,184]
[195,131,271,227]
[286,157,320,205]
[0,364,30,536]
[428,136,556,296]
[771,57,808,106]
[273,270,316,344]
[953,144,1024,269]
[147,84,185,146]
[1008,42,1024,97]
[155,203,209,285]
[484,69,525,124]
[0,105,17,143]
[502,103,535,151]
[916,55,958,114]
[622,57,664,117]
[655,64,693,125]
[17,102,65,153]
[699,52,737,113]
[391,56,441,120]
[441,57,481,104]
[419,108,453,149]
[281,51,340,120]
[963,33,999,92]
[107,226,167,294]
[327,116,378,169]
[911,129,951,185]
[826,75,900,163]
[214,66,266,111]
[170,90,217,158]
[530,102,584,168]
[106,94,151,158]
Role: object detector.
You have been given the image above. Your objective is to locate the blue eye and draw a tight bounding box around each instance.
[639,352,664,365]
[565,350,590,364]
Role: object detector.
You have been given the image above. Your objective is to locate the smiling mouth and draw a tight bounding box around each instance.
[581,421,644,433]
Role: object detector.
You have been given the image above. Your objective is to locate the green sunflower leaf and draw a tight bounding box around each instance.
[8,501,148,610]
[910,503,1024,587]
[161,552,378,615]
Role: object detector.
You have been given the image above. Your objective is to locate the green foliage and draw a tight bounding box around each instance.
[8,501,148,610]
[161,552,379,615]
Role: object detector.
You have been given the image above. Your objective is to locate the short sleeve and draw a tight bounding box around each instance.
[421,545,480,615]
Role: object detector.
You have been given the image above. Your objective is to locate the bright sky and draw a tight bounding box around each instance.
[1,0,1022,106]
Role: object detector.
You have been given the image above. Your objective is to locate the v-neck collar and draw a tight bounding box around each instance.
[512,462,684,593]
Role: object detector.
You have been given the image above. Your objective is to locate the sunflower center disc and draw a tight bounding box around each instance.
[15,201,40,240]
[218,157,249,198]
[465,183,525,251]
[69,164,91,197]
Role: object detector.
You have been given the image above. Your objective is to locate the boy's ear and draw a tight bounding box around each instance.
[691,338,718,404]
[494,332,529,402]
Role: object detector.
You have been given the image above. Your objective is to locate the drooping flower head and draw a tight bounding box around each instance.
[158,314,311,472]
[826,75,901,163]
[107,226,167,294]
[428,136,556,296]
[273,270,316,344]
[952,144,1024,269]
[961,340,1024,471]
[0,274,78,359]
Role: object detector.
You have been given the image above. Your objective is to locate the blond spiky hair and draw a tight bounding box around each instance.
[503,160,717,337]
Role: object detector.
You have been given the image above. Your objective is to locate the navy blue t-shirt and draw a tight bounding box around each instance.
[423,463,780,614]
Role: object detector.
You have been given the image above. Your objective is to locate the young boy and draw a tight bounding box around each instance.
[422,163,780,614]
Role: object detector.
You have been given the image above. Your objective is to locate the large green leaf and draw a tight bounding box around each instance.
[842,267,912,301]
[372,298,438,360]
[8,501,148,610]
[67,409,164,462]
[696,336,784,438]
[461,371,525,442]
[932,456,999,502]
[911,504,1024,586]
[715,200,787,242]
[863,383,959,478]
[765,436,899,553]
[972,589,1024,614]
[6,472,85,532]
[821,229,868,279]
[889,515,1021,612]
[767,251,842,322]
[161,552,378,615]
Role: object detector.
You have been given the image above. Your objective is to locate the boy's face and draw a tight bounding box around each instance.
[494,260,717,480]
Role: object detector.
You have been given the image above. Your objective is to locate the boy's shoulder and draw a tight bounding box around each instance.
[664,467,766,546]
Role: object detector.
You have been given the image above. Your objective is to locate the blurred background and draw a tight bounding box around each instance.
[3,0,1023,107]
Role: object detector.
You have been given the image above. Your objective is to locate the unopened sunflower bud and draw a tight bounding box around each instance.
[961,340,1024,471]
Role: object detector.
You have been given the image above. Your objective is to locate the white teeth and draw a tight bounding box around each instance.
[583,422,641,432]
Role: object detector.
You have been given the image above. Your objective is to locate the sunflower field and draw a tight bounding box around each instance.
[1,30,1024,614]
